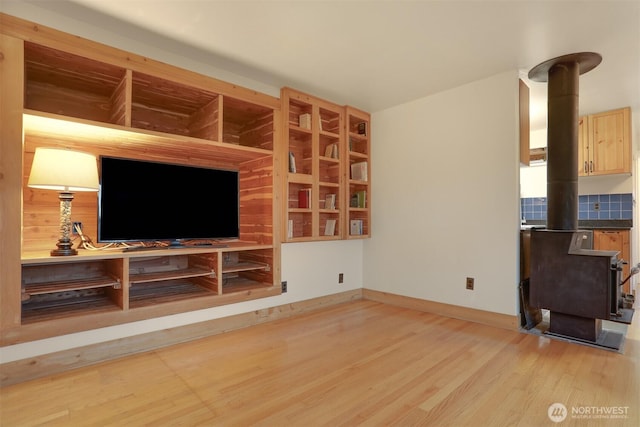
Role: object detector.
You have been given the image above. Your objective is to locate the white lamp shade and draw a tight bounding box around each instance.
[28,148,99,192]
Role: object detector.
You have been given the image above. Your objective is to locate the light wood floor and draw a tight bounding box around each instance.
[1,300,638,426]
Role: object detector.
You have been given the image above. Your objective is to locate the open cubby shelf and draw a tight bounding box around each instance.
[21,246,275,326]
[128,280,216,308]
[129,267,215,285]
[21,293,121,324]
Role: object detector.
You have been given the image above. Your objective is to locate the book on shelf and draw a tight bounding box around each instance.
[324,143,339,159]
[350,190,366,208]
[287,219,293,239]
[325,193,337,210]
[351,161,368,181]
[350,219,363,236]
[298,188,311,209]
[357,122,367,136]
[289,151,297,173]
[299,113,311,130]
[318,117,323,131]
[324,219,336,236]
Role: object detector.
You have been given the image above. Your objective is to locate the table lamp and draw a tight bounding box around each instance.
[28,148,99,256]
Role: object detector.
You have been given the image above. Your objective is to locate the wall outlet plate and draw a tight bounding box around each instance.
[466,277,474,290]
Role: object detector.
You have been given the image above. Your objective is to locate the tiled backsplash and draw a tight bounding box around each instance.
[521,193,633,221]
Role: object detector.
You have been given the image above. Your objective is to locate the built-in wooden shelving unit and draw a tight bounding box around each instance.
[0,13,281,345]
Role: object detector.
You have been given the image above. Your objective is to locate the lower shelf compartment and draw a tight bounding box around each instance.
[128,279,215,309]
[222,276,272,294]
[22,291,120,324]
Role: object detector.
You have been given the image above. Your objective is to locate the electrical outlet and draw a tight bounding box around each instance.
[594,202,600,211]
[72,222,83,235]
[281,281,287,293]
[338,273,344,284]
[466,277,474,290]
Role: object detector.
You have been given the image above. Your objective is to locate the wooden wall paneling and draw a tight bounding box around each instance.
[239,156,274,245]
[0,34,25,332]
[131,71,220,138]
[189,96,220,141]
[223,96,275,149]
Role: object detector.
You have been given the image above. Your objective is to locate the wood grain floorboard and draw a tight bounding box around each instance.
[1,300,638,426]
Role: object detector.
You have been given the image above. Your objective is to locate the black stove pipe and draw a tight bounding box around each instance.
[546,62,579,230]
[528,52,601,230]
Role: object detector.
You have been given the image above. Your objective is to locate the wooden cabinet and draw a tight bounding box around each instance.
[345,107,371,238]
[21,246,274,330]
[579,107,631,176]
[281,87,345,241]
[1,14,281,344]
[593,229,631,294]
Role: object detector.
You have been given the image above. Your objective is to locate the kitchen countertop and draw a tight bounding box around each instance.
[522,219,632,230]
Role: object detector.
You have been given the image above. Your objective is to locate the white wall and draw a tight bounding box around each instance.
[364,72,521,316]
[0,3,364,363]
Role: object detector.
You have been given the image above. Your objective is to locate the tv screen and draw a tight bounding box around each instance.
[98,156,239,244]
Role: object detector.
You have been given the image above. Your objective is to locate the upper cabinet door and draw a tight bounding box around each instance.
[588,107,631,176]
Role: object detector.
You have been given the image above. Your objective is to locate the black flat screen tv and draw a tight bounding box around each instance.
[98,156,239,244]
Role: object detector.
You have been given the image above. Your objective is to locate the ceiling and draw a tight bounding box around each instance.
[13,1,640,131]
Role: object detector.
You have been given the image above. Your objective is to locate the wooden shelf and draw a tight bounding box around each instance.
[23,277,121,297]
[129,267,215,285]
[349,151,368,160]
[222,277,272,294]
[22,295,121,324]
[222,261,269,274]
[282,87,347,241]
[23,111,272,168]
[345,107,371,239]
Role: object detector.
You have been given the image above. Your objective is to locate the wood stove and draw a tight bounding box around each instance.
[530,229,632,348]
[527,53,634,350]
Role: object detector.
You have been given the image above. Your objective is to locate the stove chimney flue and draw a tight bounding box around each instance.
[528,52,602,231]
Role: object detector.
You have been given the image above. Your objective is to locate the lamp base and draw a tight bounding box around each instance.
[51,191,78,256]
[51,240,77,256]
